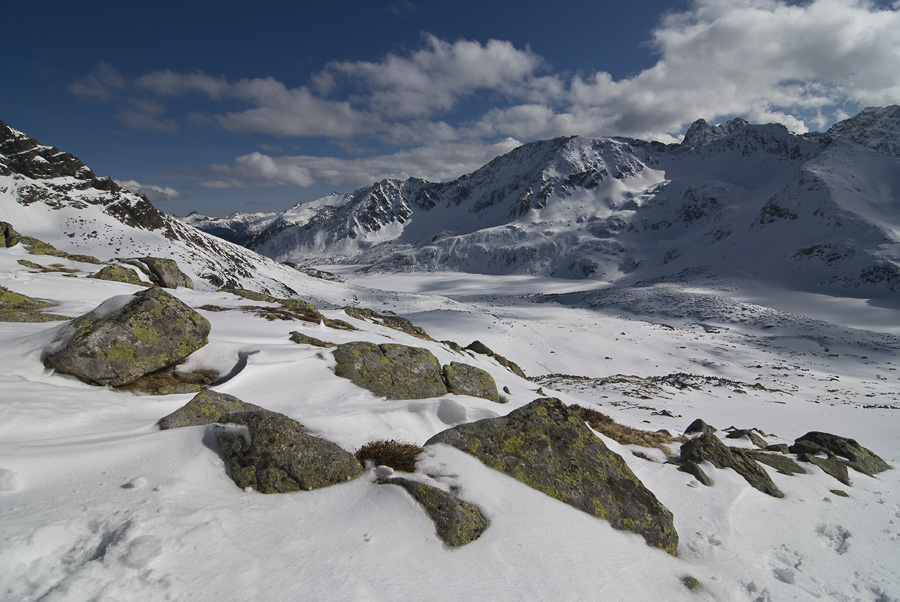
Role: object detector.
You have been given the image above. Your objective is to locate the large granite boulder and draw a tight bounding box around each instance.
[426,397,679,554]
[91,265,145,286]
[131,257,193,289]
[44,287,210,386]
[215,410,363,493]
[333,342,448,399]
[789,432,891,478]
[679,428,783,498]
[158,391,264,430]
[442,362,501,402]
[382,476,488,547]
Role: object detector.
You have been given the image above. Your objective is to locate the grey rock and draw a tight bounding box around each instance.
[765,443,790,454]
[680,431,783,497]
[442,362,500,402]
[159,390,265,429]
[795,453,851,485]
[289,331,335,348]
[789,432,891,477]
[45,287,210,386]
[680,460,712,486]
[725,428,768,448]
[382,477,488,547]
[464,340,526,378]
[684,419,716,436]
[333,342,448,399]
[426,397,679,554]
[746,450,807,475]
[132,257,194,289]
[215,410,362,493]
[91,265,145,286]
[0,221,21,247]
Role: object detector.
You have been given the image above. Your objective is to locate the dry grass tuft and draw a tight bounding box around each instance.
[569,404,687,453]
[356,440,424,472]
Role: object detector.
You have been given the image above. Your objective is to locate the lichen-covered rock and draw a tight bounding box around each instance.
[0,286,69,322]
[91,265,145,286]
[0,221,20,247]
[679,430,783,498]
[789,432,891,477]
[289,331,335,348]
[746,450,807,476]
[426,397,679,554]
[158,391,264,429]
[795,453,851,485]
[442,362,500,402]
[333,342,448,399]
[382,476,488,547]
[344,306,430,338]
[134,257,194,289]
[465,340,526,378]
[680,460,712,486]
[44,287,210,386]
[215,410,363,493]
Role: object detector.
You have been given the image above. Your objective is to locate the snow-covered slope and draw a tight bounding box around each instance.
[194,107,900,298]
[0,120,331,298]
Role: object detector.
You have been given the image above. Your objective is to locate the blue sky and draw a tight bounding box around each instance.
[3,0,899,217]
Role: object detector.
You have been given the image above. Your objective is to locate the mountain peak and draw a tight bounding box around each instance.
[826,105,900,157]
[0,120,101,182]
[681,117,750,148]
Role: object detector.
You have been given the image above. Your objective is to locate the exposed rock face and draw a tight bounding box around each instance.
[288,331,335,348]
[443,362,501,402]
[382,476,488,547]
[789,431,891,477]
[0,286,68,322]
[333,342,448,399]
[746,451,807,476]
[426,397,679,554]
[0,221,20,247]
[44,287,210,386]
[215,410,362,493]
[343,306,430,338]
[91,265,145,285]
[679,428,783,498]
[132,257,194,289]
[465,340,526,378]
[158,391,264,430]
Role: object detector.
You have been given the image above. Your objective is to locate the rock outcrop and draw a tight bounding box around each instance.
[44,287,210,386]
[427,397,679,554]
[158,391,264,429]
[215,410,362,493]
[382,476,488,547]
[91,265,145,286]
[0,221,20,247]
[442,362,501,402]
[333,342,448,399]
[0,286,68,322]
[789,431,891,477]
[130,257,194,289]
[465,340,526,378]
[679,426,783,498]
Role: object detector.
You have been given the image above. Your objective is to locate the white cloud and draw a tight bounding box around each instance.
[197,138,522,189]
[69,62,125,101]
[117,179,180,203]
[116,100,178,133]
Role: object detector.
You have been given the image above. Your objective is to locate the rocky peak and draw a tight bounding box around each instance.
[0,120,102,182]
[681,117,750,148]
[826,105,900,157]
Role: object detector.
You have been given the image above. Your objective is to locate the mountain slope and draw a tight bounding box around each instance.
[190,107,900,297]
[0,120,321,297]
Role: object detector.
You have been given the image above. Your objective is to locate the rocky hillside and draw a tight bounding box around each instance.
[0,120,315,297]
[188,106,900,298]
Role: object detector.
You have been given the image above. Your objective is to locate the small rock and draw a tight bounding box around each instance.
[158,390,265,429]
[382,477,488,547]
[442,362,500,402]
[680,431,783,497]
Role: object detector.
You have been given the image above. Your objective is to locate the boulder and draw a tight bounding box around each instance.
[796,453,851,485]
[0,221,20,247]
[426,398,679,554]
[745,450,806,476]
[679,430,783,498]
[789,432,891,477]
[45,287,210,386]
[725,428,768,448]
[382,477,488,547]
[679,460,712,486]
[215,410,362,493]
[158,391,264,429]
[442,362,500,402]
[465,340,526,378]
[333,342,448,399]
[133,257,193,289]
[0,286,68,322]
[289,331,335,348]
[91,265,145,286]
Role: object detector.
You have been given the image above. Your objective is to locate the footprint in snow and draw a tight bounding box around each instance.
[816,524,851,555]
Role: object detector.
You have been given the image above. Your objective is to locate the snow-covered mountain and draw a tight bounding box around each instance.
[0,120,320,297]
[189,106,900,298]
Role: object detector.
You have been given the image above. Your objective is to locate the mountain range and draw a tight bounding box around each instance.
[184,106,900,299]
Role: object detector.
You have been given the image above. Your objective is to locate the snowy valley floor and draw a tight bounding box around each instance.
[2,255,899,601]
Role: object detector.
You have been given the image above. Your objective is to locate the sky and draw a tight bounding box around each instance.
[3,0,900,217]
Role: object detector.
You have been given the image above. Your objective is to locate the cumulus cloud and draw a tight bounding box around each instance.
[195,138,522,190]
[117,179,180,203]
[116,99,178,133]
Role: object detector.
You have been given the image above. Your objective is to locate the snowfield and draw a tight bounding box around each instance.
[1,250,899,601]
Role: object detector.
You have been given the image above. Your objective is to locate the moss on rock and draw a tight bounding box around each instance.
[92,265,145,285]
[442,362,501,402]
[333,341,449,399]
[159,390,264,429]
[0,286,69,322]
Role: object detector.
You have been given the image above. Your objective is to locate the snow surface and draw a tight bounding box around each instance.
[2,247,899,601]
